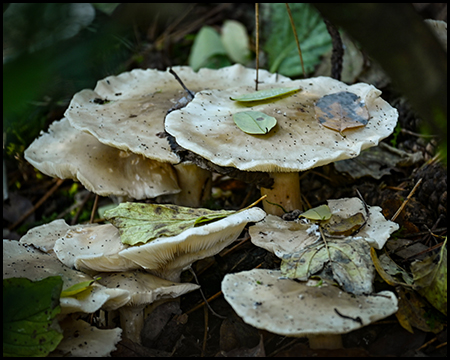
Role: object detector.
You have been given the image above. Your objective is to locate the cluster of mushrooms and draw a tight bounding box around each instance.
[5,64,402,353]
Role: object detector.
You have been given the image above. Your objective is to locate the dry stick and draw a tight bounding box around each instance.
[391,178,423,222]
[188,267,226,319]
[8,178,65,231]
[201,305,208,357]
[285,3,305,78]
[90,194,100,224]
[255,3,259,91]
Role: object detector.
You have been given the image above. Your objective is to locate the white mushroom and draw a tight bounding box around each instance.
[53,223,139,273]
[222,268,398,349]
[118,207,266,281]
[54,318,122,357]
[3,240,130,314]
[19,218,72,253]
[97,271,199,344]
[249,197,399,257]
[165,77,398,215]
[64,64,290,206]
[24,118,180,200]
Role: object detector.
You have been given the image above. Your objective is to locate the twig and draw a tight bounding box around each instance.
[255,3,260,91]
[8,178,65,231]
[188,268,226,319]
[391,178,422,222]
[185,290,223,316]
[285,3,305,77]
[90,194,99,224]
[323,18,343,80]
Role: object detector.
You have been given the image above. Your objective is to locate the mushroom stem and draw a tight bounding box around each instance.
[119,305,146,344]
[307,334,343,350]
[171,163,212,207]
[260,172,302,216]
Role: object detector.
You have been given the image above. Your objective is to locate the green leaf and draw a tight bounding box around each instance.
[221,20,251,64]
[280,237,374,294]
[299,204,331,221]
[230,87,300,102]
[188,26,227,71]
[104,202,236,246]
[60,277,101,297]
[315,91,369,135]
[233,111,277,135]
[262,3,332,77]
[3,276,64,357]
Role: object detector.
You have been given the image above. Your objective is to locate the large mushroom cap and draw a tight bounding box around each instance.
[24,118,180,199]
[165,77,398,172]
[118,207,266,281]
[222,268,398,337]
[64,65,290,163]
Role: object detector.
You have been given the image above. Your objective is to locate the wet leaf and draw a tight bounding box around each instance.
[411,239,447,315]
[3,276,64,357]
[230,87,300,102]
[281,237,374,294]
[315,91,369,134]
[322,212,366,236]
[60,277,101,297]
[299,204,331,221]
[395,287,445,334]
[104,202,236,246]
[233,111,277,135]
[371,248,414,287]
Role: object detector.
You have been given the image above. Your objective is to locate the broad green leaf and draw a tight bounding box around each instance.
[315,91,369,135]
[3,276,64,357]
[221,20,251,64]
[104,202,236,246]
[262,3,332,76]
[60,277,101,297]
[188,26,227,71]
[281,237,374,294]
[230,87,300,102]
[233,111,277,135]
[299,204,331,221]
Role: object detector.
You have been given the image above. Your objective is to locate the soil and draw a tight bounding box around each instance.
[3,3,447,357]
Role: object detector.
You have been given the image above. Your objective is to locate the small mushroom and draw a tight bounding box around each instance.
[165,77,398,215]
[53,223,139,273]
[118,207,266,281]
[54,318,122,357]
[97,271,200,344]
[222,268,398,349]
[3,240,130,314]
[19,218,72,253]
[24,118,180,200]
[64,64,289,206]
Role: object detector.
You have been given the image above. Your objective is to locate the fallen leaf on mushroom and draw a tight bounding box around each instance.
[104,202,237,245]
[315,91,369,135]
